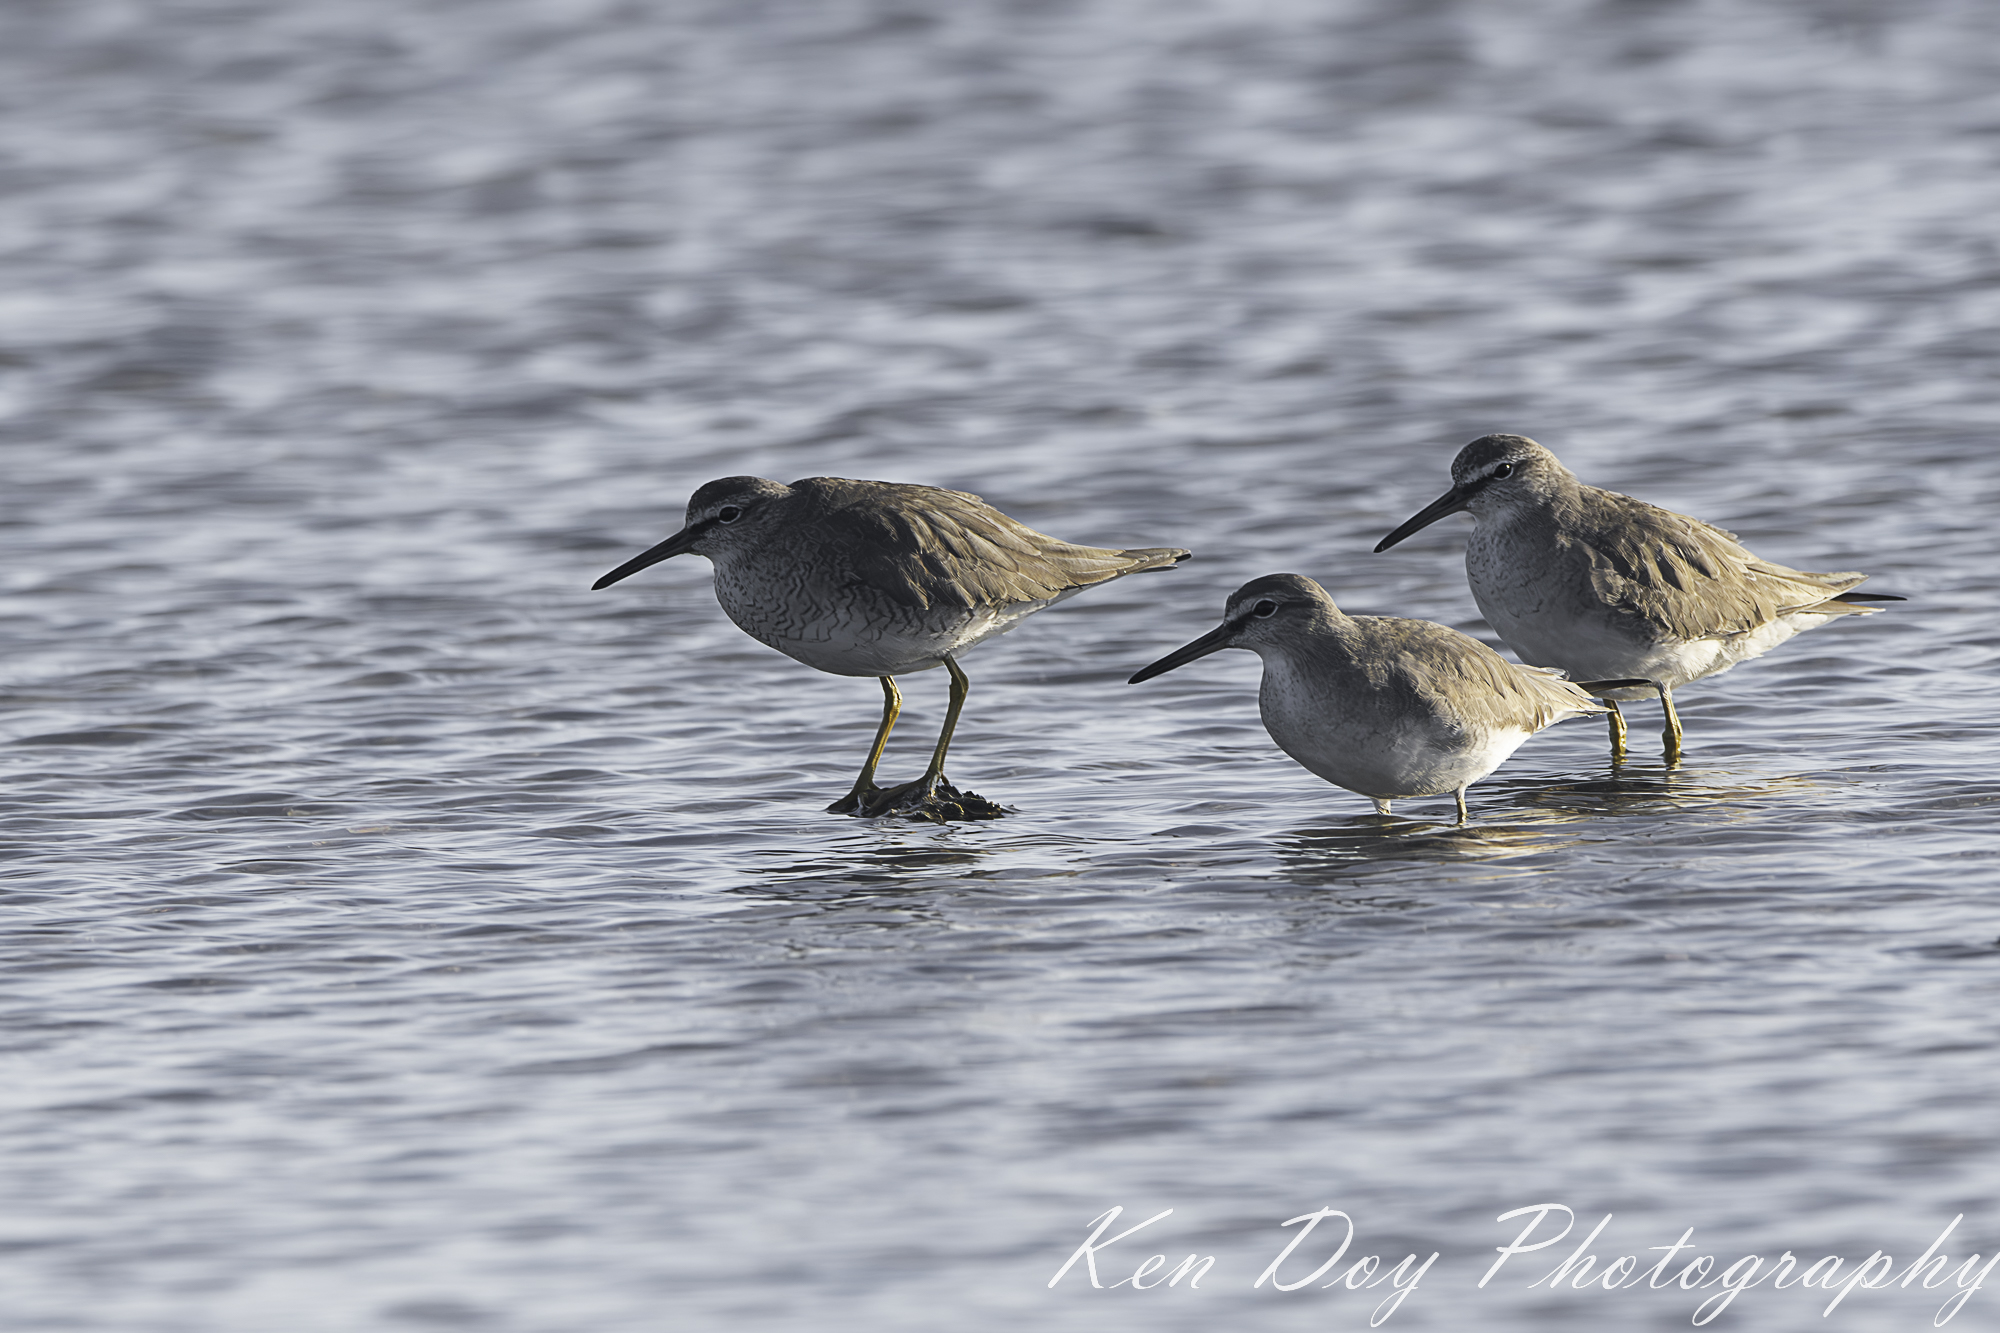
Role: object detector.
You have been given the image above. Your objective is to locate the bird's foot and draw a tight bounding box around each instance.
[825,785,876,815]
[853,773,1005,823]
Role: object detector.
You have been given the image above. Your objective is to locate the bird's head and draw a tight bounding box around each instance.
[1128,573,1337,682]
[1375,434,1568,552]
[591,476,792,589]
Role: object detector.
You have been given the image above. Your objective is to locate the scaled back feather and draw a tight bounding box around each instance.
[1571,487,1870,643]
[1363,618,1605,733]
[797,478,1186,612]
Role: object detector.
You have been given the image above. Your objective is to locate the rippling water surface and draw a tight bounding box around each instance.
[4,1,1999,1329]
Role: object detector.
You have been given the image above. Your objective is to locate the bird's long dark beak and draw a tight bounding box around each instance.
[1374,486,1472,553]
[1128,618,1241,684]
[591,520,713,590]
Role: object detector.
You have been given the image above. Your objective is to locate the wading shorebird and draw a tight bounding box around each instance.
[1127,573,1646,824]
[594,476,1191,821]
[1374,435,1899,762]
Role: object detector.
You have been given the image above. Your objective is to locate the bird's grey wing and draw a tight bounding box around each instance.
[1575,489,1869,643]
[1371,619,1600,732]
[833,484,1185,612]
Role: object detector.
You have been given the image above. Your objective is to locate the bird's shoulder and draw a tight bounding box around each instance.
[1343,615,1515,692]
[789,477,1121,611]
[1557,485,1802,642]
[1345,615,1589,728]
[1561,485,1751,583]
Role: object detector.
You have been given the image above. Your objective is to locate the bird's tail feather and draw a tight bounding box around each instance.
[1115,547,1194,573]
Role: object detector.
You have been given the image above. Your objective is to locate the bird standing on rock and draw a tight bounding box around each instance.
[1375,435,1899,762]
[594,475,1191,821]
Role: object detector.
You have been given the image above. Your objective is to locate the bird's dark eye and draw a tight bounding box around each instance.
[1252,600,1279,618]
[716,505,743,523]
[1492,462,1514,480]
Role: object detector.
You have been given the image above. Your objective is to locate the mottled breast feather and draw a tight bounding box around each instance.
[1569,486,1869,644]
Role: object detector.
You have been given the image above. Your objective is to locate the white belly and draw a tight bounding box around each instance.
[1256,655,1537,799]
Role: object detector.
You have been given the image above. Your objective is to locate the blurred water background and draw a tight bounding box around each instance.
[3,0,1999,1328]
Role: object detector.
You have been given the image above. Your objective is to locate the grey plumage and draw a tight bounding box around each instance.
[1375,434,1896,760]
[594,475,1191,818]
[1129,573,1611,823]
[681,477,1185,673]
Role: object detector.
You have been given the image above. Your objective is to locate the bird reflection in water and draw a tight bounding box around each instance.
[1277,813,1578,873]
[1512,760,1818,820]
[1272,761,1816,882]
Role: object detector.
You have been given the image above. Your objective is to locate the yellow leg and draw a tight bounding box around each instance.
[1603,699,1627,760]
[826,676,902,814]
[854,656,1002,821]
[1453,788,1468,825]
[918,656,971,788]
[1660,686,1683,765]
[1371,797,1393,817]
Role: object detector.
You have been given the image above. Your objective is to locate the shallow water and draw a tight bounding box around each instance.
[3,0,1999,1329]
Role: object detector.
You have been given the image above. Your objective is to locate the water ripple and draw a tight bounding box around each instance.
[4,0,2000,1329]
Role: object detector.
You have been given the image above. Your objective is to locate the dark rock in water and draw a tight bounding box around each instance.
[850,776,1006,824]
